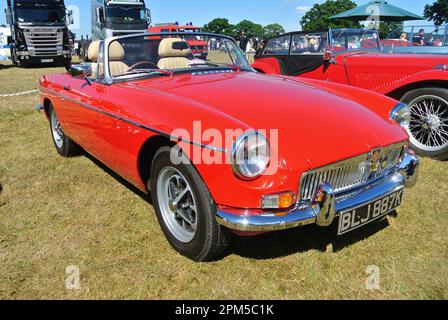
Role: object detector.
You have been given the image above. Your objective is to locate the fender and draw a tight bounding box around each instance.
[252,58,282,74]
[379,69,448,96]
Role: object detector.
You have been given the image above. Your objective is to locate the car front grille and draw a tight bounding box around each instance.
[24,28,64,57]
[299,142,407,202]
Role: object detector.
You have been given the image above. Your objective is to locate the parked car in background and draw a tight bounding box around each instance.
[253,28,448,160]
[149,23,208,60]
[39,32,419,261]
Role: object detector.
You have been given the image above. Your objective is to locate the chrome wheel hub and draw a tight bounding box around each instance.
[408,95,448,152]
[51,110,64,149]
[157,167,198,243]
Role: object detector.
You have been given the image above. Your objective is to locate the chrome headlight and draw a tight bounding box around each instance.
[231,131,270,180]
[390,103,411,128]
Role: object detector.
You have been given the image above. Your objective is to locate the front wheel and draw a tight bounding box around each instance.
[401,87,448,161]
[49,105,81,157]
[150,147,227,262]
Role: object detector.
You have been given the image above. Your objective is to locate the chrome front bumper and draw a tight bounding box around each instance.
[216,152,419,232]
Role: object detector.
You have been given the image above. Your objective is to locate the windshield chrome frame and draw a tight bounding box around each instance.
[102,32,251,85]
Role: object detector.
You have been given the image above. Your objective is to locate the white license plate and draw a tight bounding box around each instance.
[41,59,54,63]
[338,189,404,235]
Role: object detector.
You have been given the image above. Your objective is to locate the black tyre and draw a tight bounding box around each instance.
[49,105,81,157]
[150,146,227,262]
[401,87,448,161]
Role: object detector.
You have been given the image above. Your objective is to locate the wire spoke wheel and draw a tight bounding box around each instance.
[157,167,198,243]
[408,94,448,152]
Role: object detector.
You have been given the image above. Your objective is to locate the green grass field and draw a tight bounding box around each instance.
[0,61,447,300]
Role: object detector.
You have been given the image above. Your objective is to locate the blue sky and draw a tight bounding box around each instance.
[0,0,432,38]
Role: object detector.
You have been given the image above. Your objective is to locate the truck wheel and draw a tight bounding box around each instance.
[401,87,448,161]
[150,147,228,262]
[49,105,81,157]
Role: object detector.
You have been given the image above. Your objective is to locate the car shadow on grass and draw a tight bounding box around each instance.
[83,151,395,261]
[225,216,392,260]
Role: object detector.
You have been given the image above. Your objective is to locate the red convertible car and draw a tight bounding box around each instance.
[253,28,448,160]
[39,32,419,261]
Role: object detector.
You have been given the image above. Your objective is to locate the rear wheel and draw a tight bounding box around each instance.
[49,105,81,157]
[401,87,448,160]
[150,147,228,262]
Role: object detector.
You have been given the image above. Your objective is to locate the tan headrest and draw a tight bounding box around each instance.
[87,41,125,62]
[159,38,190,58]
[109,41,125,61]
[87,41,100,61]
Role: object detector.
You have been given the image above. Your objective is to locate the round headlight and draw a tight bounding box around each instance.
[390,103,411,128]
[231,131,270,180]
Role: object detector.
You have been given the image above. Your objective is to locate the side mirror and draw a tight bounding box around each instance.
[146,9,152,25]
[96,7,104,24]
[66,10,74,25]
[5,9,12,24]
[7,36,12,45]
[323,45,334,62]
[70,64,92,78]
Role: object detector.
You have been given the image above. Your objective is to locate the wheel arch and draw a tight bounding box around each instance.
[137,135,177,189]
[43,98,52,119]
[386,80,448,101]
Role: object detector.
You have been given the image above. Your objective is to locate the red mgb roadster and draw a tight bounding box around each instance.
[253,28,448,160]
[39,33,419,261]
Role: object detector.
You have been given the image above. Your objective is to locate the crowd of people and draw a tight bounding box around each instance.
[399,29,446,47]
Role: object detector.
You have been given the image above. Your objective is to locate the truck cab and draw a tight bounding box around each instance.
[5,0,73,67]
[92,0,151,40]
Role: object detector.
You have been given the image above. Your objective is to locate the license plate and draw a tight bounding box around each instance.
[338,189,404,235]
[41,59,54,63]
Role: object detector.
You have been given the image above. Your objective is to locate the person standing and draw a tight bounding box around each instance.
[238,31,249,52]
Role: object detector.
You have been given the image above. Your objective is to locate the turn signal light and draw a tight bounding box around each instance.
[262,192,296,210]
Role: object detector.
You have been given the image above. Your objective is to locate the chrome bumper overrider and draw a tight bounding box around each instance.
[216,152,419,232]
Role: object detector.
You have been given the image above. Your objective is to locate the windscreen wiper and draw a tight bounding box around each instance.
[114,69,174,78]
[189,62,242,71]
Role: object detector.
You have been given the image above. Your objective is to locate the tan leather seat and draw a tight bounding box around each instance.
[87,41,129,78]
[157,38,191,70]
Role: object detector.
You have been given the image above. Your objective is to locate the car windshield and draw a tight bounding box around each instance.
[330,29,381,52]
[105,33,252,81]
[17,7,66,24]
[386,25,448,47]
[106,6,146,24]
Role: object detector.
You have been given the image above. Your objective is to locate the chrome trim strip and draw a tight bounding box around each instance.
[216,152,419,232]
[40,87,227,153]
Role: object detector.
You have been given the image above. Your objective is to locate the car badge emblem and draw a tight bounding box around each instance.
[369,149,382,178]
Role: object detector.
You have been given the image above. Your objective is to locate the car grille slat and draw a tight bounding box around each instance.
[299,143,407,202]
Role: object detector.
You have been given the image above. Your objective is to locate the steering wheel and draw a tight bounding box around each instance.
[128,61,159,71]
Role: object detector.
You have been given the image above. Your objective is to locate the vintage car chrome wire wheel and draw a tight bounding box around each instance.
[408,94,448,153]
[50,108,64,149]
[156,167,199,243]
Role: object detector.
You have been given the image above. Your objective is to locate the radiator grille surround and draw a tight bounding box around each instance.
[299,143,407,202]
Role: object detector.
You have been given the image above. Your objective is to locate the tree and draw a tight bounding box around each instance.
[203,18,236,37]
[378,22,403,39]
[300,0,361,31]
[235,20,264,38]
[263,24,285,39]
[424,0,448,26]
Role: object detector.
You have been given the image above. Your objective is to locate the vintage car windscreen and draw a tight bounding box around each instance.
[291,33,328,55]
[330,29,381,52]
[105,34,252,81]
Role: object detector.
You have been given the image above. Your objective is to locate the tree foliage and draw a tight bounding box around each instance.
[424,0,448,26]
[263,24,286,39]
[203,18,236,37]
[203,18,285,40]
[300,0,361,31]
[378,22,403,39]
